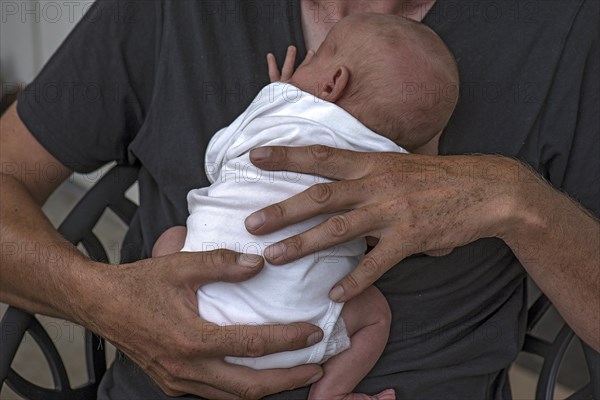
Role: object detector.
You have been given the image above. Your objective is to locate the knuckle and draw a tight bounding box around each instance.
[277,145,290,163]
[326,215,350,238]
[162,358,186,380]
[360,256,382,280]
[270,202,286,219]
[179,335,200,356]
[161,381,181,396]
[281,237,304,262]
[241,384,265,400]
[245,336,267,358]
[309,144,334,162]
[344,272,361,290]
[158,381,180,397]
[307,183,333,204]
[145,356,188,397]
[215,248,237,266]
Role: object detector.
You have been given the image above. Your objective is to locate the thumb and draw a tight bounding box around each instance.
[169,249,264,290]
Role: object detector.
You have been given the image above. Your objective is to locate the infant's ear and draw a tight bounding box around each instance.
[320,66,349,102]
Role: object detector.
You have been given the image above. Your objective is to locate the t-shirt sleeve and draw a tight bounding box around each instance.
[16,0,160,173]
[542,0,599,217]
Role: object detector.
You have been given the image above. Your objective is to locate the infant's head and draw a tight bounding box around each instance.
[290,13,459,151]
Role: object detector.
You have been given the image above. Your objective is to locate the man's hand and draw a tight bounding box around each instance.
[244,146,517,301]
[1,104,324,399]
[243,145,600,351]
[89,250,324,399]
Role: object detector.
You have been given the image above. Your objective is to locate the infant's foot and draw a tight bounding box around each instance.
[373,389,396,400]
[340,388,396,400]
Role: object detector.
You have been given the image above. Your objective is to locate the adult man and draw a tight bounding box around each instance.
[1,0,598,399]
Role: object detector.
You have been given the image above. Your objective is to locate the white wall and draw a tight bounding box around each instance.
[1,0,95,89]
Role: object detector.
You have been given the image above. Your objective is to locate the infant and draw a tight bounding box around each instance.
[153,13,458,400]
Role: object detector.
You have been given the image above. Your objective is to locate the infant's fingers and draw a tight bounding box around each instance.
[267,53,280,82]
[330,238,404,302]
[194,321,323,358]
[281,45,297,81]
[300,50,315,66]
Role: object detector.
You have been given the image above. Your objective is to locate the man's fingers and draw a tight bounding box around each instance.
[157,357,322,400]
[281,45,297,81]
[158,377,236,400]
[249,145,373,181]
[156,357,323,399]
[245,180,363,235]
[330,238,403,302]
[424,248,455,257]
[194,321,323,358]
[197,361,323,399]
[172,249,264,290]
[263,208,373,265]
[267,53,280,82]
[235,364,323,398]
[164,378,238,400]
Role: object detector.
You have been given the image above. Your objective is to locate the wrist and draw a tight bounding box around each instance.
[63,258,116,333]
[494,159,551,247]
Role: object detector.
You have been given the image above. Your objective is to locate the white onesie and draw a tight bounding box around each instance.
[182,83,405,369]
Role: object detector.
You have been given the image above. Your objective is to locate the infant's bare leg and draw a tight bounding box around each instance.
[152,226,187,257]
[308,286,395,400]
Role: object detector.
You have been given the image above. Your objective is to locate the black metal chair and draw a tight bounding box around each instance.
[522,293,599,399]
[0,165,139,400]
[0,164,598,399]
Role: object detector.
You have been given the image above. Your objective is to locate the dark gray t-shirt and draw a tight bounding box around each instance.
[17,0,599,398]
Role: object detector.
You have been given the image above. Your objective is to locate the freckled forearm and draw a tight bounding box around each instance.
[501,168,600,351]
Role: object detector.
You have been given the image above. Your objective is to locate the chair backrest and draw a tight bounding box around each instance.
[521,293,599,399]
[0,165,139,400]
[0,164,598,399]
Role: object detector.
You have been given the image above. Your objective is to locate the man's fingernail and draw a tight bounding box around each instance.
[266,243,285,261]
[237,253,262,268]
[305,371,324,385]
[245,212,266,231]
[250,147,272,161]
[329,286,345,302]
[306,331,323,346]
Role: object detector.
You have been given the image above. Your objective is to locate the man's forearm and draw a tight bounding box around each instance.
[503,169,600,351]
[0,173,97,323]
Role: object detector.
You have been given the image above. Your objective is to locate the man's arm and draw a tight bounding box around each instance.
[0,104,324,399]
[1,103,76,317]
[245,146,600,352]
[502,165,599,351]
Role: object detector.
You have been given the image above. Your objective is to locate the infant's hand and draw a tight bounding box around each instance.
[152,226,187,257]
[267,45,315,83]
[267,45,297,83]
